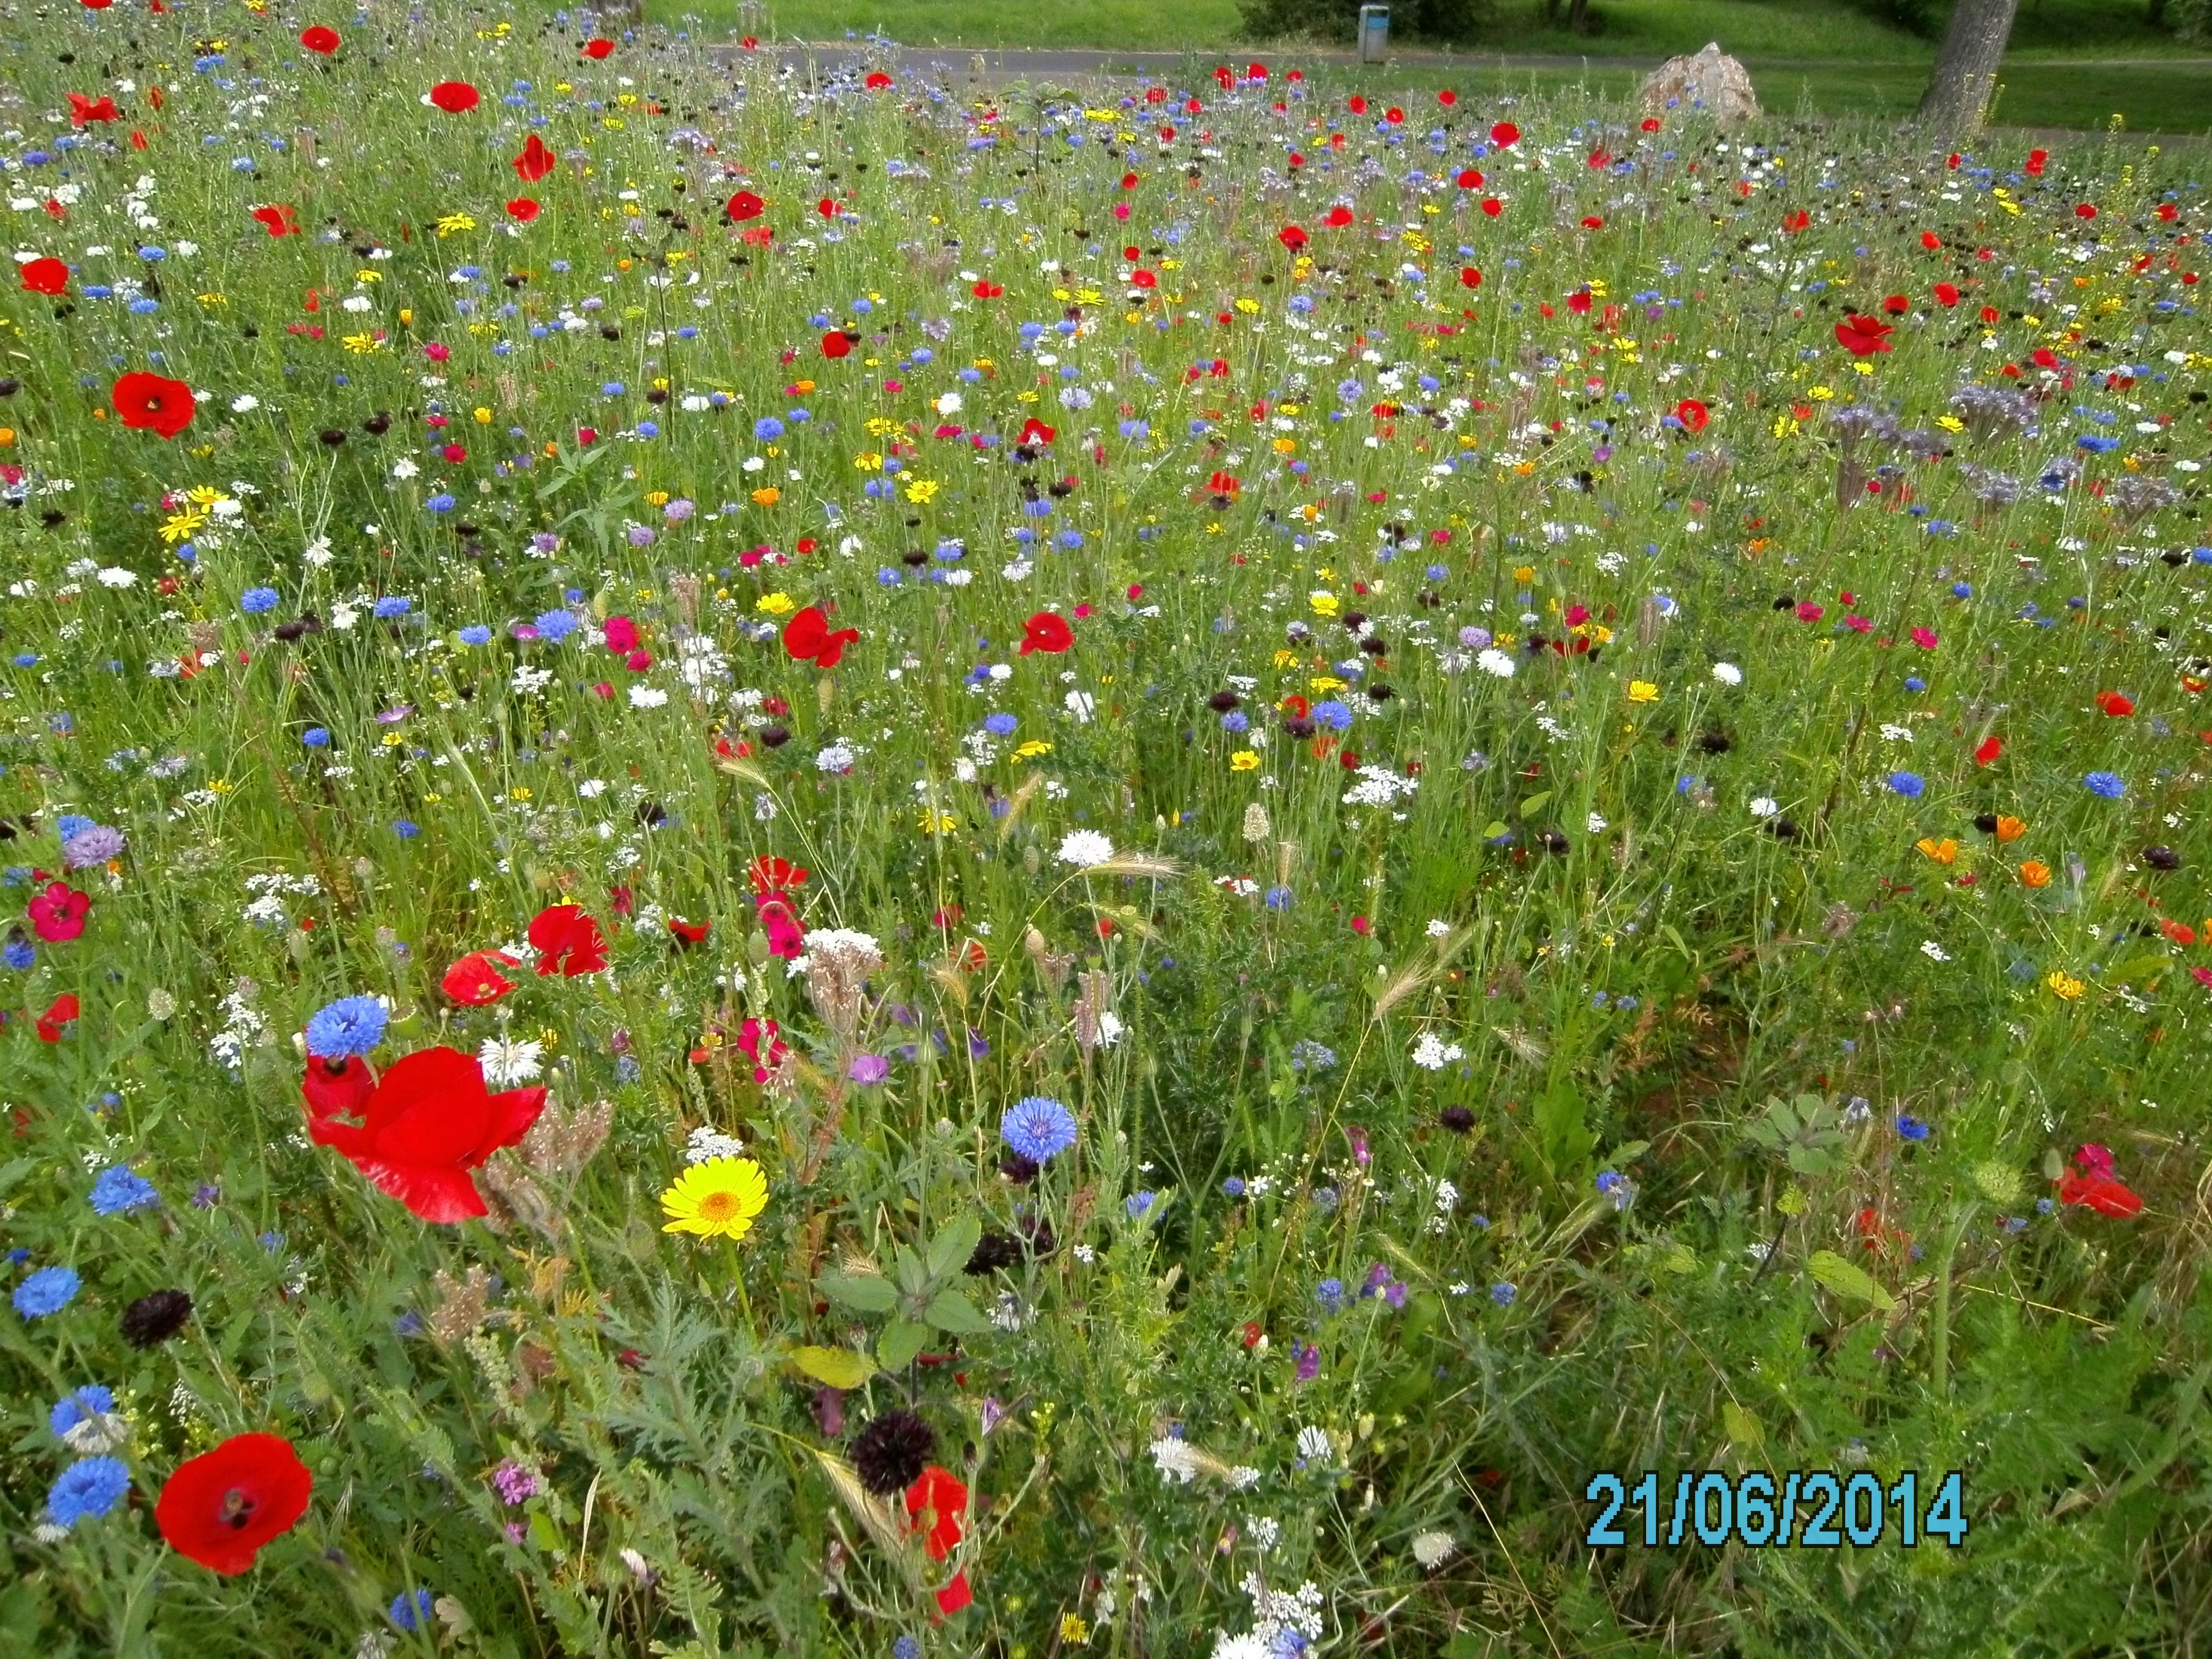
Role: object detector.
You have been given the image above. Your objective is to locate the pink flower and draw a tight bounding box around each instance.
[2076,1143,2116,1179]
[424,341,451,363]
[603,615,639,652]
[1795,602,1824,623]
[1911,627,1938,649]
[1845,615,1873,635]
[28,881,90,942]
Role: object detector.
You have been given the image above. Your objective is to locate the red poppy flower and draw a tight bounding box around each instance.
[303,1045,547,1223]
[28,880,90,941]
[512,133,558,182]
[21,256,69,295]
[1348,94,1368,114]
[1438,88,1457,105]
[428,80,480,113]
[68,92,119,126]
[2059,1172,2143,1218]
[2095,690,2135,717]
[1020,611,1073,655]
[864,70,893,89]
[970,279,1002,298]
[581,37,615,58]
[1834,314,1894,357]
[1640,116,1661,131]
[2032,346,2059,369]
[2026,148,2047,176]
[1566,289,1592,315]
[749,854,808,895]
[1932,281,1960,306]
[251,204,300,237]
[821,330,852,359]
[1974,735,2003,767]
[669,917,710,947]
[2075,202,2097,220]
[506,197,541,222]
[1018,416,1057,446]
[112,370,196,438]
[1482,197,1503,218]
[36,993,80,1044]
[1277,224,1308,252]
[441,949,520,1006]
[529,903,607,977]
[1490,121,1519,147]
[727,189,766,222]
[783,604,860,668]
[905,1466,968,1562]
[1674,398,1709,433]
[1879,293,1909,316]
[817,197,839,219]
[1454,168,1483,189]
[300,24,340,52]
[1458,266,1482,288]
[156,1434,313,1576]
[82,0,113,8]
[935,1571,972,1618]
[1780,209,1810,233]
[1385,107,1405,124]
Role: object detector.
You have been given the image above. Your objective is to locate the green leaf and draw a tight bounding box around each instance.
[1808,1249,1896,1311]
[816,1271,899,1314]
[1519,790,1552,821]
[925,1213,985,1282]
[1480,821,1508,842]
[2106,954,2168,986]
[923,1288,994,1336]
[790,1346,877,1389]
[1722,1401,1764,1449]
[1784,1144,1833,1176]
[877,1318,931,1372]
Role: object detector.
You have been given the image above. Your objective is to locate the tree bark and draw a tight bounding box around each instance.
[1915,0,2022,134]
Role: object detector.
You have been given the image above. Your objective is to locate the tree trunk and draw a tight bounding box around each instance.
[1915,0,2022,134]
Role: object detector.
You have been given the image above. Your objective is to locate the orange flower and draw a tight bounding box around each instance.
[2160,920,2197,947]
[1994,815,2026,843]
[2018,860,2052,888]
[1915,837,1959,865]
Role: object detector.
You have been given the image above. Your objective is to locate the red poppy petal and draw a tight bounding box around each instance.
[353,1156,487,1223]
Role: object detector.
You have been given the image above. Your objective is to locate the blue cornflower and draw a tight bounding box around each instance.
[240,586,280,614]
[534,609,579,643]
[754,416,785,442]
[46,1457,131,1528]
[1886,771,1926,798]
[983,712,1018,736]
[302,727,332,748]
[372,596,412,620]
[389,1590,435,1633]
[1316,1277,1345,1312]
[4,940,32,969]
[2084,771,2126,799]
[458,625,493,646]
[1222,1176,1247,1198]
[1490,1282,1517,1307]
[89,1166,159,1216]
[1311,700,1353,731]
[1896,1115,1932,1142]
[1263,885,1293,910]
[1000,1096,1078,1163]
[305,994,387,1059]
[57,813,95,840]
[393,820,421,839]
[426,493,457,514]
[14,1265,80,1319]
[1125,1190,1159,1221]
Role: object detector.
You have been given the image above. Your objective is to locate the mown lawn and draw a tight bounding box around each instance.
[659,0,2212,129]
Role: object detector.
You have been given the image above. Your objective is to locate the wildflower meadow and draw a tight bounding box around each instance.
[3,6,2211,1655]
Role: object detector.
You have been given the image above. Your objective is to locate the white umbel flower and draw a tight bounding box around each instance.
[1056,830,1116,868]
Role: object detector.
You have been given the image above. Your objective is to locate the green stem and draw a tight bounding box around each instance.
[1929,1200,1976,1400]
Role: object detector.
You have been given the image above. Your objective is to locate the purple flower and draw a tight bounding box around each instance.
[849,1053,889,1084]
[1294,1342,1320,1381]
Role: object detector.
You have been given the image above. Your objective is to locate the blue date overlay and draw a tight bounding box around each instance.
[1583,1470,1967,1549]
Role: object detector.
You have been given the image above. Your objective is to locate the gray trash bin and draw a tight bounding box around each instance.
[1358,4,1389,63]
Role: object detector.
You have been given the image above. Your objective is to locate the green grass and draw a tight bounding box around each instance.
[666,0,2212,129]
[9,4,2212,1655]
